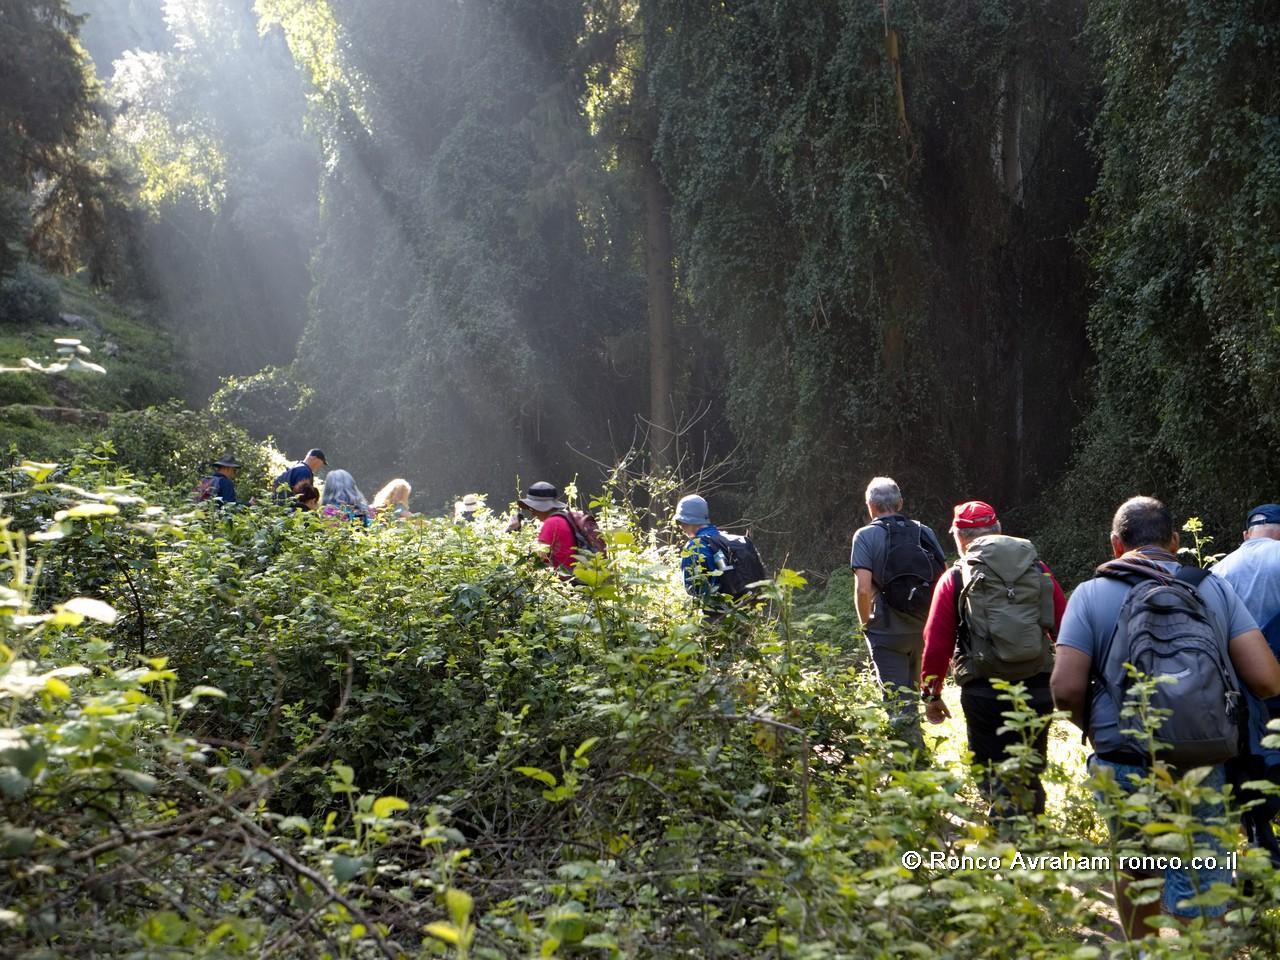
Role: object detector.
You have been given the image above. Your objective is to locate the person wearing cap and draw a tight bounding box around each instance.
[850,477,946,752]
[516,482,576,571]
[920,500,1067,820]
[204,453,241,506]
[1212,502,1280,865]
[273,449,327,505]
[1212,503,1280,633]
[1051,495,1280,937]
[674,494,726,598]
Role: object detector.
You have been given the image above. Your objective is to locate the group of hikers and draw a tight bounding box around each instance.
[196,448,417,523]
[849,476,1280,936]
[198,447,1280,933]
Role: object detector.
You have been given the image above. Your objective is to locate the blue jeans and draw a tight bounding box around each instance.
[1088,755,1234,919]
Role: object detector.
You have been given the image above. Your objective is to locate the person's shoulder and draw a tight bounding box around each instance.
[852,520,884,540]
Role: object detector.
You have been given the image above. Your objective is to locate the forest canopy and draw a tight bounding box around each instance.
[0,0,1277,573]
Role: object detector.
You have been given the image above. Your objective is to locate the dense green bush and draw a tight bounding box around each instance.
[4,453,1280,957]
[101,400,278,499]
[0,263,62,326]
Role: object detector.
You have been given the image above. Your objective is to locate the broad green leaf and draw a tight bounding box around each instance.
[372,796,409,819]
[61,597,118,624]
[445,887,473,927]
[574,737,600,758]
[54,503,119,520]
[116,769,158,794]
[331,855,365,883]
[423,921,461,945]
[515,766,557,788]
[0,826,35,858]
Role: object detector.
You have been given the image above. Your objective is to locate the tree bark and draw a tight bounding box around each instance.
[641,142,676,471]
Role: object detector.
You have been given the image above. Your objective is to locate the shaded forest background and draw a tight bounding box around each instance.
[2,0,1278,580]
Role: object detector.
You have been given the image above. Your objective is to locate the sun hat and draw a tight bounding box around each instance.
[518,482,566,512]
[211,453,242,469]
[461,494,480,510]
[950,500,999,531]
[674,494,711,526]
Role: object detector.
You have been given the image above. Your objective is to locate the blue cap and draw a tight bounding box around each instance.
[1246,503,1280,528]
[674,494,710,526]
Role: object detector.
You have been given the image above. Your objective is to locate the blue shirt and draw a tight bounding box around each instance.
[1057,554,1256,757]
[681,525,726,597]
[273,462,314,503]
[210,473,237,505]
[1213,538,1280,633]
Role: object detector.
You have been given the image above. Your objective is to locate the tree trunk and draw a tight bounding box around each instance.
[641,143,676,471]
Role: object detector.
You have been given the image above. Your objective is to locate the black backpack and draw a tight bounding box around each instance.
[875,517,945,618]
[1093,560,1241,766]
[704,532,767,598]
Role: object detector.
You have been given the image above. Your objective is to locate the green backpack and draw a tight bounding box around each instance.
[954,535,1055,684]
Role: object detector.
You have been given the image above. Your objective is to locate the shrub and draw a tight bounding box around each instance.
[101,400,279,499]
[0,262,62,327]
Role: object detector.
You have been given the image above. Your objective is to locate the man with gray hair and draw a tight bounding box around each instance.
[850,476,946,752]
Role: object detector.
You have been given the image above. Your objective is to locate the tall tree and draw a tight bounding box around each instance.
[0,0,99,276]
[1044,0,1280,578]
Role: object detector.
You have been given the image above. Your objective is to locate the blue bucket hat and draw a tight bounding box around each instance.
[674,494,710,526]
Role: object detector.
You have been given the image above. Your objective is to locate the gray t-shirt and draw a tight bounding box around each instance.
[1057,557,1257,756]
[850,516,946,638]
[1212,538,1280,631]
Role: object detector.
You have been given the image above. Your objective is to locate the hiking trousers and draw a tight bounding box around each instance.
[960,681,1054,821]
[865,631,924,753]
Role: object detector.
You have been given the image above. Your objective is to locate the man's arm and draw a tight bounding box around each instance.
[1228,629,1280,699]
[920,570,959,697]
[1050,646,1092,731]
[853,568,875,627]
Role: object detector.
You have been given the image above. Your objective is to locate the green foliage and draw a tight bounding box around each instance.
[208,364,312,447]
[0,264,62,327]
[101,401,277,497]
[4,448,1280,956]
[648,0,1095,566]
[0,0,98,276]
[1044,0,1280,582]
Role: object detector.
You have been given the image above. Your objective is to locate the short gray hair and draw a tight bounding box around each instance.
[865,477,903,512]
[957,522,1001,541]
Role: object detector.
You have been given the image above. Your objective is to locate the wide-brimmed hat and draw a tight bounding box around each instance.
[211,453,242,469]
[518,481,566,512]
[461,494,480,510]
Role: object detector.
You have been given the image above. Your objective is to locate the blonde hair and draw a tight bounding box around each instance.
[372,478,412,509]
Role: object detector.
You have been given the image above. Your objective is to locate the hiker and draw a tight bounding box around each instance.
[1051,496,1280,937]
[516,482,576,571]
[319,469,371,525]
[295,480,320,511]
[454,493,482,524]
[1212,503,1280,865]
[273,448,327,505]
[920,500,1066,821]
[1213,503,1280,633]
[371,478,414,520]
[196,453,241,507]
[675,494,766,601]
[851,476,946,751]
